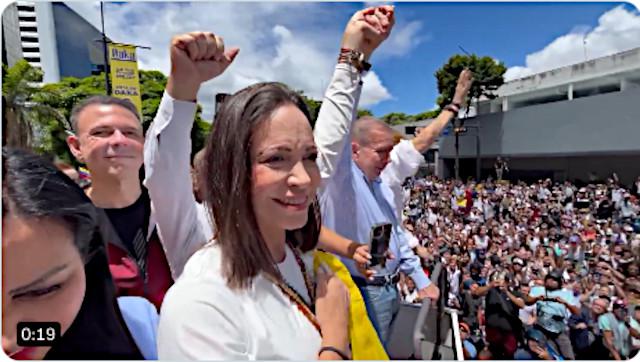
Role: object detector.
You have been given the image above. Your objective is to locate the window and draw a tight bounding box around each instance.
[573,84,621,99]
[17,5,35,12]
[20,26,38,33]
[21,35,38,42]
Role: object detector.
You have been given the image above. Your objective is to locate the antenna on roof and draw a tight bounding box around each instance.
[458,45,472,57]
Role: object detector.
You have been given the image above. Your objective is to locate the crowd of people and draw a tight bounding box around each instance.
[3,3,638,361]
[397,175,640,360]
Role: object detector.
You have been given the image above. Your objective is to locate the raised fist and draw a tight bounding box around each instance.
[341,5,395,60]
[167,31,239,101]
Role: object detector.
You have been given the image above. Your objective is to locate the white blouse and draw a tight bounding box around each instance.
[157,242,321,360]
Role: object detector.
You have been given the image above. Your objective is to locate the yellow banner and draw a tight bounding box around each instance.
[108,43,142,115]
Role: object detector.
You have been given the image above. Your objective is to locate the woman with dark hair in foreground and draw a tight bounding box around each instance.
[2,148,156,360]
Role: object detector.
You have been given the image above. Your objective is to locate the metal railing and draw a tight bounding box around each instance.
[387,262,464,360]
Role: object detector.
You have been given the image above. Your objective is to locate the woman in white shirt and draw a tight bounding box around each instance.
[158,79,350,360]
[158,7,395,360]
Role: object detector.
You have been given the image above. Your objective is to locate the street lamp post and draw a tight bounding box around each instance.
[453,123,481,181]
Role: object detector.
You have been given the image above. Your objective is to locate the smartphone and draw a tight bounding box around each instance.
[369,223,392,267]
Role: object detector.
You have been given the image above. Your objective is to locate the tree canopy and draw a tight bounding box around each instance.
[435,54,506,110]
[1,61,211,164]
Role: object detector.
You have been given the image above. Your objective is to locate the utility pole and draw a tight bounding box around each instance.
[100,2,110,95]
[97,3,150,96]
[453,123,481,181]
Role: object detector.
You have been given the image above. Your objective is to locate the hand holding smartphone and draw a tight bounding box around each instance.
[368,223,392,267]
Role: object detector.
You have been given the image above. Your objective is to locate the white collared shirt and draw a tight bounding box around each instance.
[158,243,321,359]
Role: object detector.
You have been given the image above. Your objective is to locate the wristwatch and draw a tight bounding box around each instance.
[338,48,371,73]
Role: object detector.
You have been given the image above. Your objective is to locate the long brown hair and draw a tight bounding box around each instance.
[204,82,320,290]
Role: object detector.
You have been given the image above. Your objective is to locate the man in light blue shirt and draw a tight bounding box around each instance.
[526,270,581,359]
[318,115,441,345]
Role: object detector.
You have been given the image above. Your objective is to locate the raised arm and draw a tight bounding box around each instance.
[314,6,395,188]
[315,6,395,275]
[144,31,238,278]
[411,69,472,153]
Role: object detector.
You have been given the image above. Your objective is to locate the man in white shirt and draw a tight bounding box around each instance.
[474,226,490,251]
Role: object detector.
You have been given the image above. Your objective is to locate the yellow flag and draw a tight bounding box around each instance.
[108,43,142,115]
[313,251,389,360]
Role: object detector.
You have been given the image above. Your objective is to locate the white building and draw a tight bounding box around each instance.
[478,47,640,115]
[391,119,441,177]
[439,47,640,184]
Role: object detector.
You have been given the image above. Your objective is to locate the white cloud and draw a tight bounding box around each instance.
[505,5,640,81]
[361,71,392,107]
[376,20,428,59]
[64,2,395,120]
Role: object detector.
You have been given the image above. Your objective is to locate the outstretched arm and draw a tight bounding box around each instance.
[411,69,473,153]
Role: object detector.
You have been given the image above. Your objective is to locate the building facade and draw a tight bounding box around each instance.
[2,1,107,83]
[439,47,640,185]
[391,119,441,177]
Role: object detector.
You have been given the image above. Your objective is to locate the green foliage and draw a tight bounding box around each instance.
[2,60,66,149]
[378,109,439,126]
[32,73,107,162]
[435,54,506,109]
[304,97,322,128]
[139,70,168,130]
[2,63,211,163]
[191,104,211,156]
[413,109,440,121]
[381,112,411,125]
[357,109,374,118]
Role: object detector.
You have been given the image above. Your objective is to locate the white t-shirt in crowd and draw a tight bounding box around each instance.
[474,235,489,250]
[157,242,321,359]
[538,188,551,201]
[612,188,623,205]
[519,304,537,326]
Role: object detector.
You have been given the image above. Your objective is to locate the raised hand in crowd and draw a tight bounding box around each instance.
[166,31,239,101]
[410,67,474,153]
[343,5,395,61]
[453,68,474,106]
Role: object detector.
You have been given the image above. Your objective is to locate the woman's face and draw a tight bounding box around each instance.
[251,104,320,243]
[2,215,86,360]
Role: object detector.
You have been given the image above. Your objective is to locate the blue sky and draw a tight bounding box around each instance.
[66,1,640,120]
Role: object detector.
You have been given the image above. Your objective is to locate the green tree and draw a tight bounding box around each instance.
[2,60,67,149]
[29,69,211,162]
[357,109,374,118]
[413,109,440,121]
[304,97,322,128]
[36,73,107,162]
[381,112,411,125]
[435,54,506,110]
